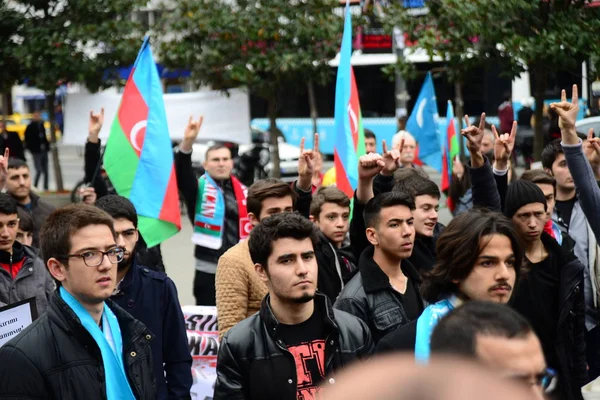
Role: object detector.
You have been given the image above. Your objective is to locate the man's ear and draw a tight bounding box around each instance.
[309,215,316,223]
[544,167,553,176]
[248,213,259,227]
[254,263,269,283]
[366,227,378,246]
[47,258,67,283]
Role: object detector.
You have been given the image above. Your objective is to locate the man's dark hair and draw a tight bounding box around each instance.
[520,169,556,195]
[430,301,533,358]
[205,143,231,161]
[541,139,564,170]
[247,178,297,217]
[17,208,33,232]
[7,158,28,170]
[248,212,318,270]
[40,204,116,264]
[310,186,350,219]
[363,192,415,229]
[394,174,440,200]
[0,193,17,215]
[95,195,138,228]
[364,129,376,140]
[392,168,430,199]
[421,208,523,303]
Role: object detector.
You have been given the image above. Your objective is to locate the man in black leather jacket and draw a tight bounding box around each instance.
[214,213,373,400]
[0,204,156,399]
[335,186,424,343]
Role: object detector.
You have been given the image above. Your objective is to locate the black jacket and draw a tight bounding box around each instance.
[334,246,425,343]
[375,319,417,353]
[511,232,587,400]
[84,139,114,199]
[214,292,373,400]
[0,291,156,399]
[314,231,357,303]
[111,259,192,400]
[24,121,49,153]
[15,192,55,249]
[175,150,240,264]
[0,130,25,161]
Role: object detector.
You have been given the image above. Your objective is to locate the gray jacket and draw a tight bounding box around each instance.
[560,141,600,330]
[0,244,55,315]
[15,192,56,249]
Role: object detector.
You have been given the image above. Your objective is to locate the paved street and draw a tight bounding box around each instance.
[37,143,454,305]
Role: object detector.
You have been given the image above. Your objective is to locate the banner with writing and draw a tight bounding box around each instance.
[0,298,38,347]
[183,305,219,400]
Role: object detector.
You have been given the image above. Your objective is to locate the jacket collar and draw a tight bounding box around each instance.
[358,246,421,294]
[260,291,338,338]
[0,241,25,265]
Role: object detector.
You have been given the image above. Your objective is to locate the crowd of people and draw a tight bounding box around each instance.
[0,85,598,400]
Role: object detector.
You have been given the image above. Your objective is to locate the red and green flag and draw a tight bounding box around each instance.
[441,100,460,211]
[334,0,366,199]
[104,38,181,247]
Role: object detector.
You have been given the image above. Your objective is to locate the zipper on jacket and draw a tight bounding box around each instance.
[9,253,12,279]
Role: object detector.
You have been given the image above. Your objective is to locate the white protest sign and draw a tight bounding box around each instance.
[0,298,37,347]
[183,305,220,400]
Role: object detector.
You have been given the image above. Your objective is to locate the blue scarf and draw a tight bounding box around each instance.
[415,295,461,363]
[60,287,136,400]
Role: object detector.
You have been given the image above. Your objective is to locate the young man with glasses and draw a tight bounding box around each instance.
[0,204,156,399]
[430,301,551,400]
[0,193,54,314]
[96,195,192,399]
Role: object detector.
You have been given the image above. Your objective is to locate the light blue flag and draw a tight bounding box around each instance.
[406,72,442,172]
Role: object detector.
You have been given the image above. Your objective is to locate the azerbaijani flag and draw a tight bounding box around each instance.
[104,37,181,247]
[334,0,366,198]
[441,100,460,211]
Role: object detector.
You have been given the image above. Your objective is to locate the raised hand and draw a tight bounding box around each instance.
[381,138,404,176]
[461,113,486,154]
[358,153,385,181]
[184,115,204,142]
[585,129,600,166]
[88,108,104,143]
[0,148,8,190]
[298,133,319,178]
[452,156,464,179]
[79,186,97,205]
[550,85,579,132]
[492,121,517,165]
[180,115,204,152]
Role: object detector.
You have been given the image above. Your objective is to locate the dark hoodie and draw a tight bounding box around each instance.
[314,231,357,303]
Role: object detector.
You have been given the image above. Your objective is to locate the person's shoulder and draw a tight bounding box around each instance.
[221,240,248,259]
[221,313,261,349]
[136,264,168,283]
[2,314,52,355]
[340,273,364,295]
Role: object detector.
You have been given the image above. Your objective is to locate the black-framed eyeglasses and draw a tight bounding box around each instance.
[60,247,125,267]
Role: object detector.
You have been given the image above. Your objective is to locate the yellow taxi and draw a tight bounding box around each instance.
[0,113,61,141]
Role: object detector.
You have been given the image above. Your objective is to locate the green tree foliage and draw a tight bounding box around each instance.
[0,3,26,114]
[383,0,600,160]
[10,0,146,190]
[158,0,344,176]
